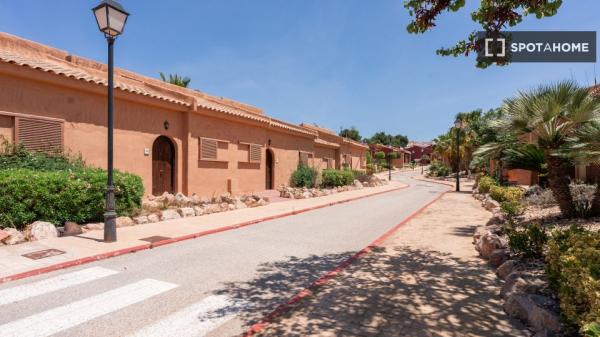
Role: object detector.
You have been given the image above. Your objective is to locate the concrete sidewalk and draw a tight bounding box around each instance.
[256,183,529,337]
[0,180,405,283]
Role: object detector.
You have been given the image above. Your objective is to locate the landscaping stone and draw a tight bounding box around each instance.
[175,193,190,207]
[177,207,195,218]
[503,293,560,334]
[488,249,509,267]
[26,221,59,241]
[133,216,149,225]
[475,232,507,259]
[353,180,363,189]
[501,272,547,299]
[142,200,162,212]
[0,229,9,241]
[116,216,134,227]
[84,223,104,230]
[193,206,205,216]
[484,198,500,211]
[257,198,268,206]
[219,192,234,203]
[63,222,83,236]
[2,228,25,245]
[497,260,519,280]
[162,192,176,206]
[147,214,160,223]
[472,226,490,244]
[161,209,181,221]
[234,199,247,209]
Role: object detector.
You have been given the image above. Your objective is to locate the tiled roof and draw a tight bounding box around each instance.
[342,138,368,149]
[299,123,338,135]
[314,138,340,148]
[0,33,315,137]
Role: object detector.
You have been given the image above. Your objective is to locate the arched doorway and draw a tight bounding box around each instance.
[152,136,175,196]
[266,148,274,190]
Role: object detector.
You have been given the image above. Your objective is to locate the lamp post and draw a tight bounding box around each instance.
[93,0,129,243]
[388,153,392,181]
[454,118,464,192]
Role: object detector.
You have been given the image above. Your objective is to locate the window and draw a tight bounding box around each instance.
[200,138,218,161]
[299,151,313,166]
[249,144,262,163]
[15,117,63,153]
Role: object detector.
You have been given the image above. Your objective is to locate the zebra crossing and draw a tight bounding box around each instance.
[0,267,240,337]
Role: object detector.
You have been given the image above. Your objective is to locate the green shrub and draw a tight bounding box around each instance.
[507,223,547,258]
[290,164,318,188]
[546,227,600,330]
[501,201,524,220]
[0,168,143,229]
[584,322,600,337]
[352,170,369,182]
[0,140,85,171]
[321,169,354,188]
[427,160,451,177]
[570,182,597,218]
[490,185,525,203]
[478,175,498,193]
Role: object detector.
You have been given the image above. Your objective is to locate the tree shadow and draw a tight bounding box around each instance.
[214,246,529,337]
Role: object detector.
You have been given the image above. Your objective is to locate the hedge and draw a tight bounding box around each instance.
[0,168,143,229]
[290,164,318,188]
[489,185,525,203]
[321,169,354,188]
[546,227,600,332]
[477,175,498,193]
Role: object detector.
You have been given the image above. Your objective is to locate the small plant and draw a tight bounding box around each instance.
[477,175,498,193]
[507,223,547,258]
[321,169,354,188]
[489,185,525,203]
[583,322,600,337]
[525,188,556,208]
[569,182,597,218]
[501,201,524,220]
[290,163,318,188]
[427,160,451,177]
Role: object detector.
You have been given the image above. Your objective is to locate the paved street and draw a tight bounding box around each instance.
[0,171,446,337]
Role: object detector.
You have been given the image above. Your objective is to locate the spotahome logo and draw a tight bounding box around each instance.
[477,31,596,63]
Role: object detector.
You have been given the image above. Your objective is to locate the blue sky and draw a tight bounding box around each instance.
[1,1,598,141]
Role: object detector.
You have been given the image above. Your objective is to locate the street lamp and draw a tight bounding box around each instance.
[93,0,129,243]
[454,118,464,192]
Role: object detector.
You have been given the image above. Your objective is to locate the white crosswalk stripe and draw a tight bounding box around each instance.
[127,295,239,337]
[0,278,178,337]
[0,267,118,306]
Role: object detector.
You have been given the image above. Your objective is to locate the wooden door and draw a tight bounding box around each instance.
[266,149,274,190]
[152,136,174,196]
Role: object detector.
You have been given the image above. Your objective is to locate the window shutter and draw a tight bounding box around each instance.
[299,152,309,165]
[16,117,63,152]
[200,138,218,160]
[249,144,261,163]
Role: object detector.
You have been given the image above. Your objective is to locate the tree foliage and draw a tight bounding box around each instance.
[339,127,362,141]
[368,132,408,148]
[159,72,192,88]
[403,0,563,67]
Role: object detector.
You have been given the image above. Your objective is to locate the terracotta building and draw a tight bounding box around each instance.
[368,144,410,168]
[406,141,432,162]
[0,33,367,197]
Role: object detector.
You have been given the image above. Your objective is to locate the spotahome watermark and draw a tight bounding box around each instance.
[477,31,596,63]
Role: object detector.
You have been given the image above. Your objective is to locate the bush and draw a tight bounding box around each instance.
[478,175,498,193]
[570,182,597,218]
[546,227,600,331]
[507,223,547,258]
[0,168,143,229]
[489,185,525,203]
[501,201,524,219]
[584,323,600,337]
[525,188,556,208]
[0,140,84,171]
[290,164,318,188]
[427,160,451,177]
[352,170,369,182]
[321,169,354,188]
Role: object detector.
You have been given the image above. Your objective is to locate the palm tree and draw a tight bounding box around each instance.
[159,72,191,88]
[500,81,600,217]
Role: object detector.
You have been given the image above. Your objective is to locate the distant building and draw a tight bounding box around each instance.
[406,141,432,162]
[368,144,410,168]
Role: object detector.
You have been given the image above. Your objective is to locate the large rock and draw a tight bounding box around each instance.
[0,229,9,241]
[177,207,195,218]
[353,180,364,189]
[63,222,83,236]
[501,271,547,299]
[489,249,510,267]
[504,293,560,333]
[142,200,162,213]
[475,232,507,259]
[257,198,268,207]
[234,199,247,209]
[161,209,181,221]
[497,260,519,280]
[472,226,490,245]
[116,216,134,228]
[162,192,176,206]
[175,193,190,207]
[147,214,160,223]
[193,206,205,216]
[26,221,58,241]
[484,198,500,211]
[133,216,149,225]
[84,223,104,230]
[219,192,234,203]
[2,228,25,245]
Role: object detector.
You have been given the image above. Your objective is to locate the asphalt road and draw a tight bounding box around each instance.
[0,171,447,337]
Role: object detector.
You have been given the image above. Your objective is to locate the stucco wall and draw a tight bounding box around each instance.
[0,114,13,142]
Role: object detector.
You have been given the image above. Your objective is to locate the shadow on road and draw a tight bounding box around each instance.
[214,246,526,337]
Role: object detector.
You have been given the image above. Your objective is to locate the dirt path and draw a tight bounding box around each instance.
[257,186,529,337]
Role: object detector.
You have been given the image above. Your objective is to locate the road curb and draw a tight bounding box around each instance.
[242,184,451,337]
[0,184,409,285]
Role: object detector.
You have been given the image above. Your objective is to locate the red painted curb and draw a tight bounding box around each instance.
[241,187,451,337]
[0,184,409,285]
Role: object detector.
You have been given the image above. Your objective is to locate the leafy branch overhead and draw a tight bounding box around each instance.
[159,72,192,88]
[403,0,563,67]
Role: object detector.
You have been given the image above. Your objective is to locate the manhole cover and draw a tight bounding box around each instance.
[22,249,66,260]
[139,236,171,243]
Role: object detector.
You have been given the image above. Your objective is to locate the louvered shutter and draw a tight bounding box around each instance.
[200,138,218,160]
[249,144,261,163]
[16,117,63,152]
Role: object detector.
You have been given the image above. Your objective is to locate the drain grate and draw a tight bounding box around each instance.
[22,249,66,260]
[139,236,171,243]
